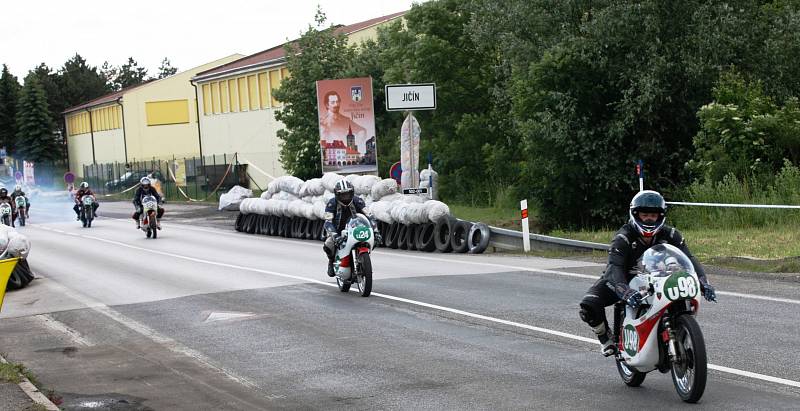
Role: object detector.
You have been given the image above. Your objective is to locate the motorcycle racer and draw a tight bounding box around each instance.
[132,177,164,230]
[322,179,381,277]
[579,190,717,356]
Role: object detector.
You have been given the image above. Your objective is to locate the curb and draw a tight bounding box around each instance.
[0,355,59,411]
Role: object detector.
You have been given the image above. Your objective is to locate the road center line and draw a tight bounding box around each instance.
[98,217,800,306]
[32,224,800,390]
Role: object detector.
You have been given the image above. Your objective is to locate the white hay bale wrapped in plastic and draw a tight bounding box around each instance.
[322,191,335,202]
[322,173,343,192]
[368,200,393,223]
[345,174,359,185]
[313,201,327,220]
[260,191,272,200]
[402,194,425,204]
[275,192,298,202]
[371,178,397,200]
[406,202,429,224]
[390,202,411,225]
[301,202,316,219]
[426,200,450,222]
[265,199,284,216]
[218,185,253,211]
[239,198,259,214]
[353,175,380,195]
[305,178,326,196]
[277,176,304,196]
[5,231,31,259]
[288,199,305,218]
[379,193,404,203]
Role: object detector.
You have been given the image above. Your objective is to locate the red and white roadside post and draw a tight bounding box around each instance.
[521,199,531,252]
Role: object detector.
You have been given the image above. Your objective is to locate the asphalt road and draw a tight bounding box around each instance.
[0,199,798,410]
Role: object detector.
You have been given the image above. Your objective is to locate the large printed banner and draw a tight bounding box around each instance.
[316,77,377,174]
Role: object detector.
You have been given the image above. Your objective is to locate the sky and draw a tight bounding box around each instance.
[0,0,420,79]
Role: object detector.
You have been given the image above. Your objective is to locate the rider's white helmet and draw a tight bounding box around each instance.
[14,184,21,191]
[80,182,89,189]
[140,177,151,186]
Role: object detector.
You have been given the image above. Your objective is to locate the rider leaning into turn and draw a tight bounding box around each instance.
[322,179,381,277]
[73,182,99,220]
[579,190,717,357]
[131,177,164,230]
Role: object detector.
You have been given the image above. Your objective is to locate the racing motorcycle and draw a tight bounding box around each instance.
[80,195,96,228]
[139,195,159,239]
[613,244,711,403]
[332,214,375,297]
[14,196,27,227]
[0,202,12,227]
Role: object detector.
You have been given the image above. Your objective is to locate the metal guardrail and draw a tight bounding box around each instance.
[488,226,609,253]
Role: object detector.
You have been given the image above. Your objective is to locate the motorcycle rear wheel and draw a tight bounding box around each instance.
[356,253,372,297]
[671,314,707,403]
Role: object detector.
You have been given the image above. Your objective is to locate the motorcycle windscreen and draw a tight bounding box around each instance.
[636,244,695,278]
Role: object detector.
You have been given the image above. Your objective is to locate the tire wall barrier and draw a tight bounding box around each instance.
[234,212,491,254]
[232,173,490,253]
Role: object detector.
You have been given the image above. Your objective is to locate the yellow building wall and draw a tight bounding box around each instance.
[65,104,125,173]
[122,54,243,162]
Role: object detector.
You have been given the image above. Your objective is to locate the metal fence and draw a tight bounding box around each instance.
[81,153,254,201]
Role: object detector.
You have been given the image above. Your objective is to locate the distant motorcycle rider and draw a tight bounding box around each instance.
[132,177,164,230]
[323,179,381,277]
[73,182,99,220]
[579,190,717,357]
[11,184,30,222]
[0,188,15,226]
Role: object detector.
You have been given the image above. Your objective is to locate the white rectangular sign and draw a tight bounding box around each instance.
[385,84,436,111]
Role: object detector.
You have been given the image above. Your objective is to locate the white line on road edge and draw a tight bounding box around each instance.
[0,354,59,410]
[33,224,800,390]
[115,219,800,306]
[33,314,95,347]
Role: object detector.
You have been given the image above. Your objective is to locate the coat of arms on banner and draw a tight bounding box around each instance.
[351,86,363,102]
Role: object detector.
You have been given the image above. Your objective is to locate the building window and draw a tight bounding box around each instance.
[145,100,191,126]
[202,84,211,115]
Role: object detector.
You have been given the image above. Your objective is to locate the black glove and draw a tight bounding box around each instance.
[701,282,717,302]
[622,289,644,308]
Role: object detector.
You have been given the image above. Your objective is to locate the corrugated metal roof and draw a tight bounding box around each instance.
[193,10,406,81]
[62,81,153,114]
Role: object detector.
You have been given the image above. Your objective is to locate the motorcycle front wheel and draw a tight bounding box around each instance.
[616,356,646,387]
[355,253,372,297]
[150,218,158,239]
[336,277,350,292]
[671,314,707,403]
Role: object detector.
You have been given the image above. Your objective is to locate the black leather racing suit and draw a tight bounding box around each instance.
[579,223,710,330]
[322,196,368,261]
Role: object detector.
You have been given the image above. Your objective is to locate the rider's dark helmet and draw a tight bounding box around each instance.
[0,188,6,197]
[629,190,667,238]
[334,179,355,207]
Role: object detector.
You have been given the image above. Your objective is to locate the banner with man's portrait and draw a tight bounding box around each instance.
[316,77,377,174]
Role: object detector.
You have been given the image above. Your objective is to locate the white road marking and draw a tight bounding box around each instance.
[31,223,800,390]
[28,265,264,395]
[33,313,95,347]
[101,217,800,306]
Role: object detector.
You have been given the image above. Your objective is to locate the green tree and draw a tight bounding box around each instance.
[16,74,60,163]
[58,54,111,109]
[30,63,67,140]
[273,8,355,179]
[0,65,21,155]
[156,58,178,79]
[376,0,520,205]
[112,57,149,90]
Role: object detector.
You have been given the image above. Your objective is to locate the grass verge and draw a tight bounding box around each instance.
[552,225,800,272]
[0,358,39,386]
[448,204,522,230]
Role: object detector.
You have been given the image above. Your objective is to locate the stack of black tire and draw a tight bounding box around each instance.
[5,259,34,290]
[235,213,492,254]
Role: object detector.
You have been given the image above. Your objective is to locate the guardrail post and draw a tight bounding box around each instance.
[521,199,531,253]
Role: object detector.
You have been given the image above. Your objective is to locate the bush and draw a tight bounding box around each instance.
[669,160,800,229]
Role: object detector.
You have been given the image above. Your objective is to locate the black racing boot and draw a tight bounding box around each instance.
[593,323,617,357]
[327,260,335,277]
